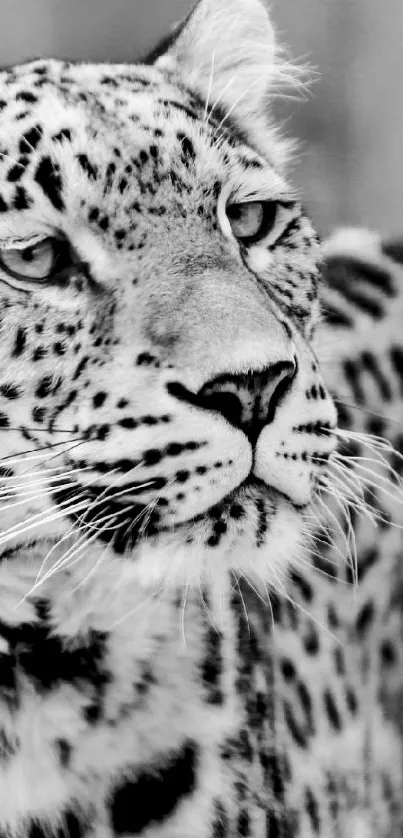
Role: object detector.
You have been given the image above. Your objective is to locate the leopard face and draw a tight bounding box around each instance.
[0,0,337,589]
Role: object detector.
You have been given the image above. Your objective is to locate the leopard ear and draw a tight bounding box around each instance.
[153,0,302,168]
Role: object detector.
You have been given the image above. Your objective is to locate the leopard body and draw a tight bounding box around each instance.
[0,1,402,836]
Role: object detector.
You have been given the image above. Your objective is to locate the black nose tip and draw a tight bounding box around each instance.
[167,360,297,445]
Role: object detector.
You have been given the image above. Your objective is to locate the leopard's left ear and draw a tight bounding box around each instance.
[152,0,302,168]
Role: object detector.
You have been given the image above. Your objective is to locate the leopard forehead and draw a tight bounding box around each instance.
[0,58,275,208]
[0,58,306,234]
[0,60,216,221]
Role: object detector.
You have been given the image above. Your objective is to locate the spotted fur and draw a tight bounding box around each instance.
[0,1,401,836]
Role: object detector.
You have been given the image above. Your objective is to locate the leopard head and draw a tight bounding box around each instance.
[0,0,337,589]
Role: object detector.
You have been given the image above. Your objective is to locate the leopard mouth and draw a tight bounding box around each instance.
[240,474,306,506]
[51,471,302,555]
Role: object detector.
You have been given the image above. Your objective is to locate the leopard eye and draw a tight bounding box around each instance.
[226,200,277,244]
[0,237,65,282]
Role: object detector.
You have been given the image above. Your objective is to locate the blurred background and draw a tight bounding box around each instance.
[0,0,401,236]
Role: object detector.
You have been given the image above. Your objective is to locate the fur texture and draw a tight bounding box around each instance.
[0,1,401,836]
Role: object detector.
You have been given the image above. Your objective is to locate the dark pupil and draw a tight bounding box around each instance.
[20,247,36,262]
[264,202,277,228]
[227,205,244,221]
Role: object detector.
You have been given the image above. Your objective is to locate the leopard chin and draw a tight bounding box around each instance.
[126,491,306,592]
[50,468,308,593]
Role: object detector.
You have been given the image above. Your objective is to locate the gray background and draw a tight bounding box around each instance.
[1,0,402,236]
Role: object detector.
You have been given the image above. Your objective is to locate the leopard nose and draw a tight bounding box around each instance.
[168,360,297,445]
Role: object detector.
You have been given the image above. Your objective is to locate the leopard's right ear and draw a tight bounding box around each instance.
[145,0,304,169]
[150,0,276,108]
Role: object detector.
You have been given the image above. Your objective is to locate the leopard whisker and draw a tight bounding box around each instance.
[63,463,148,540]
[333,457,403,505]
[332,434,403,479]
[29,471,127,566]
[322,464,368,515]
[241,572,270,608]
[314,486,358,589]
[266,590,276,638]
[0,489,88,539]
[122,473,177,543]
[325,458,399,528]
[0,476,95,541]
[319,471,369,543]
[71,524,128,595]
[109,585,164,631]
[67,472,121,531]
[198,584,220,633]
[132,502,157,539]
[119,500,159,545]
[0,425,78,434]
[332,426,402,464]
[0,475,94,507]
[34,521,81,587]
[180,581,190,648]
[203,51,216,123]
[0,498,89,550]
[31,529,94,593]
[334,396,403,428]
[305,526,345,566]
[207,72,238,125]
[70,549,108,595]
[333,450,403,490]
[31,473,121,584]
[34,507,126,588]
[265,567,342,646]
[296,541,351,585]
[18,516,118,604]
[321,462,372,519]
[113,471,169,547]
[233,573,251,638]
[137,499,159,536]
[71,504,132,538]
[0,437,86,466]
[72,460,146,530]
[0,464,93,491]
[212,72,268,139]
[93,480,158,505]
[305,501,352,572]
[66,468,146,538]
[318,472,363,536]
[0,151,27,169]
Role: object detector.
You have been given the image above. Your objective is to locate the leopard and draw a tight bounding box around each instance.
[0,0,402,836]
